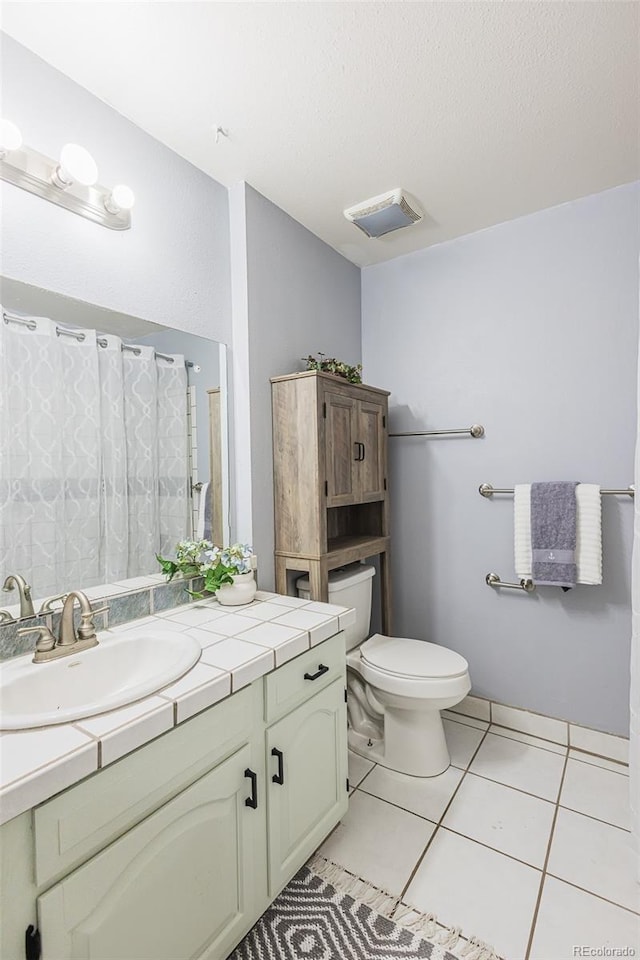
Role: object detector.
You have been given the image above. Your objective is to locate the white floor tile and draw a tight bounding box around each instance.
[530,875,640,960]
[548,808,638,913]
[489,724,567,756]
[469,732,565,801]
[405,828,541,960]
[560,758,630,830]
[317,790,435,896]
[443,718,485,769]
[491,702,568,745]
[359,764,463,824]
[568,748,628,775]
[442,772,555,868]
[348,751,375,790]
[569,725,629,764]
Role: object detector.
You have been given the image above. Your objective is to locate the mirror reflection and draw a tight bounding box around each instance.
[0,280,229,619]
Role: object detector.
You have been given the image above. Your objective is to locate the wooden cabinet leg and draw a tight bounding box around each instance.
[308,562,329,602]
[275,556,288,596]
[379,549,392,635]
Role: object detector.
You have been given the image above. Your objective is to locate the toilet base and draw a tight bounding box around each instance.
[348,707,451,778]
[383,703,451,777]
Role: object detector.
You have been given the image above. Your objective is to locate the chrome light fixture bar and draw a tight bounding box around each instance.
[0,123,134,231]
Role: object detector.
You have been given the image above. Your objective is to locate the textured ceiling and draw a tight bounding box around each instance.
[2,1,638,266]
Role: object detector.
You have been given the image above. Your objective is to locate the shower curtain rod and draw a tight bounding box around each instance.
[3,310,196,369]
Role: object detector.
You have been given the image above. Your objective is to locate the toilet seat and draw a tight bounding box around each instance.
[361,634,468,679]
[355,634,470,701]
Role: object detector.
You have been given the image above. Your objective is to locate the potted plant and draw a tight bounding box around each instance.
[157,540,257,606]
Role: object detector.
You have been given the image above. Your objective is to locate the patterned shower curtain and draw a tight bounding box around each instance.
[0,312,189,598]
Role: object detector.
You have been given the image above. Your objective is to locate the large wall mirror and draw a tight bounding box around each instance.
[0,277,230,622]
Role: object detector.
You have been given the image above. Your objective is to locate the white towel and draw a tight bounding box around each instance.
[514,482,602,585]
[514,484,532,581]
[575,483,602,585]
[196,481,210,541]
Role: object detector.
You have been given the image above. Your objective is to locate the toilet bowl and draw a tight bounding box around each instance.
[348,634,470,776]
[297,563,472,778]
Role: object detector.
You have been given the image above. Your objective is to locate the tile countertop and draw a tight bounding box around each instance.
[0,590,356,826]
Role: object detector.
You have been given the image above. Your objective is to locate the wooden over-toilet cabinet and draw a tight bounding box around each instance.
[271,370,392,632]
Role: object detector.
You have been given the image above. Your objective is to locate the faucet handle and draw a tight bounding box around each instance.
[17,624,57,659]
[38,593,68,616]
[77,606,108,641]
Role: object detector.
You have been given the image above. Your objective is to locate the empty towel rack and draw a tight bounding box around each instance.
[486,573,535,593]
[390,423,485,439]
[479,483,634,498]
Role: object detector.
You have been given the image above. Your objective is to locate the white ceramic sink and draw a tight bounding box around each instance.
[0,628,201,730]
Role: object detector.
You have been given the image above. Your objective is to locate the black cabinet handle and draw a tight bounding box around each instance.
[304,663,329,681]
[25,926,41,960]
[244,768,258,808]
[271,747,285,785]
[360,442,366,460]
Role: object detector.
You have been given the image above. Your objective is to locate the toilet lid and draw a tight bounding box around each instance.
[361,634,469,679]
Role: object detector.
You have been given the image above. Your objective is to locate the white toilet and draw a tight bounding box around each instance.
[298,563,471,777]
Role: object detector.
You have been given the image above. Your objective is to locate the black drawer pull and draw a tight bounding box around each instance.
[244,768,258,808]
[271,747,285,785]
[304,663,329,682]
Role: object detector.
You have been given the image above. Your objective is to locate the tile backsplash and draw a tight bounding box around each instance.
[0,576,205,661]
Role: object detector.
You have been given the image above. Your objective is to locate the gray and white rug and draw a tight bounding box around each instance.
[228,856,499,960]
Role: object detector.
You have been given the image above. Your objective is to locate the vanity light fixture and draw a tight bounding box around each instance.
[0,119,22,156]
[0,121,134,230]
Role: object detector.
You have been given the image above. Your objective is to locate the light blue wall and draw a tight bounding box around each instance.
[1,35,231,344]
[362,183,639,735]
[243,184,362,588]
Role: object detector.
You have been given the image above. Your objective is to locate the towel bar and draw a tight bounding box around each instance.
[390,424,485,439]
[486,573,535,593]
[479,483,634,498]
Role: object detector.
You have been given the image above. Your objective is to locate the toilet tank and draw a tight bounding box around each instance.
[297,563,375,651]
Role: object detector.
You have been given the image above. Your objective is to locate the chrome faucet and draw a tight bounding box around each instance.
[2,573,35,619]
[18,590,107,663]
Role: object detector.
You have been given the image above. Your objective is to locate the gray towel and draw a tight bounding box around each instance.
[531,481,579,588]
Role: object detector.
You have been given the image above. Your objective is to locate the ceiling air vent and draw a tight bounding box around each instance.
[343,188,422,238]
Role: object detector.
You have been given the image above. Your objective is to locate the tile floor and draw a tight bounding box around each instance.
[318,715,639,960]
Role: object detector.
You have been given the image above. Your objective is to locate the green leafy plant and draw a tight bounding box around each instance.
[303,352,363,384]
[157,540,254,597]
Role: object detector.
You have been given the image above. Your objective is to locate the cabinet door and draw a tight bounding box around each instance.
[38,744,266,960]
[324,392,360,506]
[266,679,348,896]
[357,399,386,501]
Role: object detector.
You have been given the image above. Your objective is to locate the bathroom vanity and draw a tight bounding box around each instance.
[0,599,350,960]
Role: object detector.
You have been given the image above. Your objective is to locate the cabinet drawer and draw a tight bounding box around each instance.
[264,633,345,724]
[34,684,260,887]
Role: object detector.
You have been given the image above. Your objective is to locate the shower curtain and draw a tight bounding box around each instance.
[0,313,189,598]
[632,330,640,884]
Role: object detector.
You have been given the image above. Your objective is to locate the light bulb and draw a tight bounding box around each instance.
[53,143,98,188]
[104,183,135,214]
[0,119,23,155]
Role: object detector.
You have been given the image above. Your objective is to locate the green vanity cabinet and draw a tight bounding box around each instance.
[0,633,348,960]
[38,745,262,960]
[266,679,348,896]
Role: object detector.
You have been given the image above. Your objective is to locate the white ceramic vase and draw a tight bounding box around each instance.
[216,570,257,606]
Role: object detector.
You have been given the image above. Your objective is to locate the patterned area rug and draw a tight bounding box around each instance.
[228,856,499,960]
